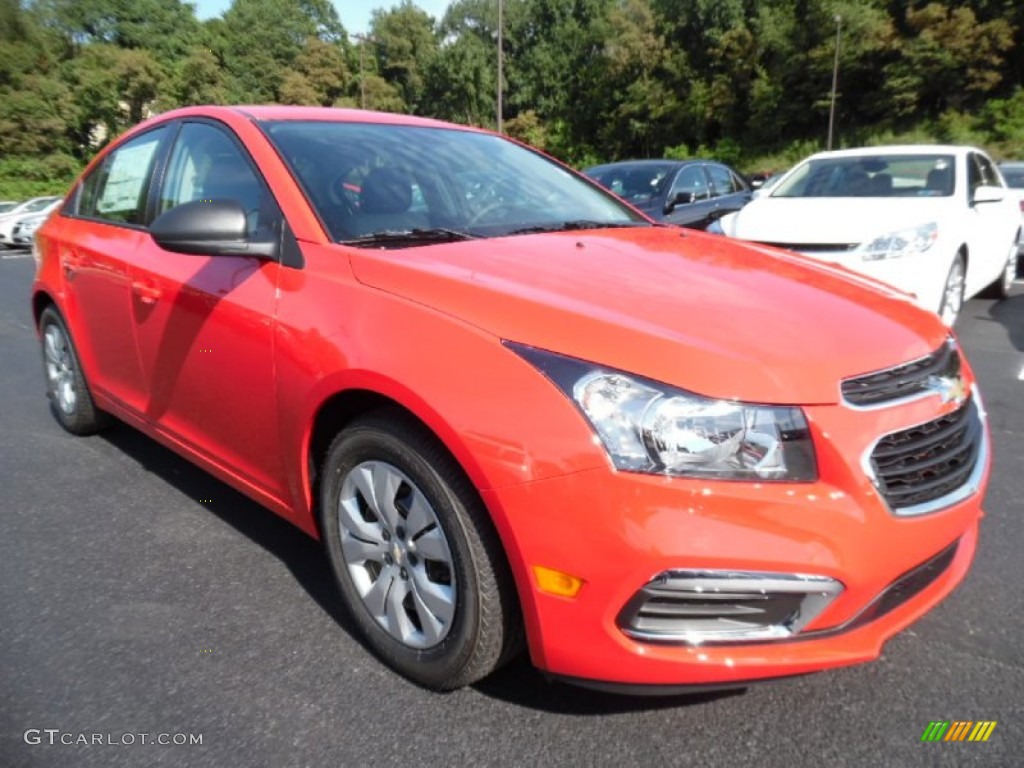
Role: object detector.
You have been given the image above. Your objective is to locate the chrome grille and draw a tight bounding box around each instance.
[842,340,960,407]
[869,399,982,513]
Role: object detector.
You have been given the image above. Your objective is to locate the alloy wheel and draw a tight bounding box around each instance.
[337,460,456,649]
[43,323,77,415]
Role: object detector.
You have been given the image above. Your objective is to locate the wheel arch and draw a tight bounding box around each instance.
[31,289,56,330]
[304,384,532,651]
[304,383,504,540]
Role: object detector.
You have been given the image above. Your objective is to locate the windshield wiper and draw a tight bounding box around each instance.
[507,220,650,235]
[340,228,480,247]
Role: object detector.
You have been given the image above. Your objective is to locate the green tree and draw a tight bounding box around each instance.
[164,46,229,108]
[34,0,202,60]
[370,1,439,114]
[217,0,347,102]
[884,3,1014,118]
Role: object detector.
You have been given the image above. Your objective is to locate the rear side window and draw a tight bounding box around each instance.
[707,164,739,196]
[77,127,167,225]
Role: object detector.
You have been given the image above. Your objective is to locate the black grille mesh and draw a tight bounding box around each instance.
[870,400,981,511]
[842,342,960,407]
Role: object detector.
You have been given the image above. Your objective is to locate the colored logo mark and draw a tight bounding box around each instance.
[921,721,997,742]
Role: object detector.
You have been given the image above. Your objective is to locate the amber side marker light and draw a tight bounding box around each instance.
[533,566,585,598]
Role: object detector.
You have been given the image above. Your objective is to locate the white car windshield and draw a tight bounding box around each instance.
[772,155,956,198]
[22,197,58,213]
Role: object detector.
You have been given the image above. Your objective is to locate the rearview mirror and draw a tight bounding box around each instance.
[150,200,278,259]
[972,185,1005,205]
[665,190,694,214]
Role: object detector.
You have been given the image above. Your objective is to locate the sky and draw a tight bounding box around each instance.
[192,0,454,37]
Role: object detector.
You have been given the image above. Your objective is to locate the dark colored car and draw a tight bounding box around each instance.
[583,159,752,229]
[998,161,1024,267]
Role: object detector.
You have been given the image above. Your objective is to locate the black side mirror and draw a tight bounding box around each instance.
[150,200,278,259]
[665,190,694,214]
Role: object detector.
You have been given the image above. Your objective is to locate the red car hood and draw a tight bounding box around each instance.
[347,227,947,404]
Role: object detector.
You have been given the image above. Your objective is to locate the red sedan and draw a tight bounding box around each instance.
[31,106,988,692]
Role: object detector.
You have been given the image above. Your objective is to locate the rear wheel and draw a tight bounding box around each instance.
[937,253,966,326]
[319,409,522,690]
[979,232,1019,300]
[39,306,109,435]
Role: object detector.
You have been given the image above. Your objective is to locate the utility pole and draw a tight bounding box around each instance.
[497,0,504,134]
[827,15,841,151]
[351,33,375,110]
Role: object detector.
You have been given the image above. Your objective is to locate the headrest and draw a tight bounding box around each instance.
[361,167,413,215]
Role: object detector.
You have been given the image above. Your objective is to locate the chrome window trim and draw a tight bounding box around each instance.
[860,391,988,517]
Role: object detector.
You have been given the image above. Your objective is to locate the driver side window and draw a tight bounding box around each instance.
[158,122,280,239]
[670,166,710,202]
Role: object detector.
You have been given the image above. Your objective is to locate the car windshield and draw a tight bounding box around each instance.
[584,163,675,205]
[1001,167,1024,189]
[772,155,956,198]
[0,202,18,214]
[23,197,57,213]
[262,121,645,245]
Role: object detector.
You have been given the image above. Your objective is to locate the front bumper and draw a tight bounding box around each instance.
[482,396,986,687]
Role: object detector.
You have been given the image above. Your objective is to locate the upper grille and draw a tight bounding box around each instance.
[842,341,960,407]
[755,241,857,254]
[869,399,982,513]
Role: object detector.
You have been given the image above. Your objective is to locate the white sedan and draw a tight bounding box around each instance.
[0,196,61,248]
[713,146,1020,325]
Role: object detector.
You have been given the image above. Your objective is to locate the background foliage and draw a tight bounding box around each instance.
[2,0,1023,198]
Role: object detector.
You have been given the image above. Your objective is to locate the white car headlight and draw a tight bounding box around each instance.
[508,343,817,481]
[859,222,937,261]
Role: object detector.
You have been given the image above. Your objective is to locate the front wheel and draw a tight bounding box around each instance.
[319,409,522,690]
[937,253,966,327]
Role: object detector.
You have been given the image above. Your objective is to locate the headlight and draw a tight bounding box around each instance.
[858,222,937,261]
[507,343,817,481]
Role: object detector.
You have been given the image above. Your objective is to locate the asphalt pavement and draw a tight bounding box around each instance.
[1,247,1021,767]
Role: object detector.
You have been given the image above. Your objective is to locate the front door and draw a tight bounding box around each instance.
[131,120,286,498]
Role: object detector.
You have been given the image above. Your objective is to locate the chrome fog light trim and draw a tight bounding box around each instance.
[618,569,843,645]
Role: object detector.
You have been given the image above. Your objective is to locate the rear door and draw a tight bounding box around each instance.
[130,119,287,498]
[57,125,171,413]
[664,165,717,228]
[966,151,1013,293]
[706,163,753,222]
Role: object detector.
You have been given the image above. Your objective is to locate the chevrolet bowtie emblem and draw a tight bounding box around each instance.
[925,374,969,405]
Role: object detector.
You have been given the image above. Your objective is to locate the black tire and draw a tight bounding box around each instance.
[937,253,966,327]
[38,305,110,435]
[319,408,522,690]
